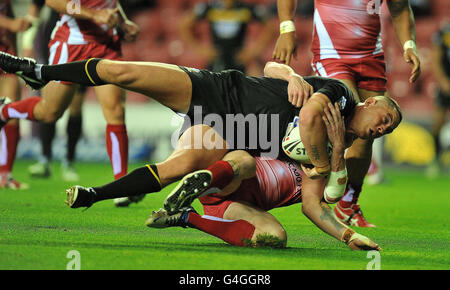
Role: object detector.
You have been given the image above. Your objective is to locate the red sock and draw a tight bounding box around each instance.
[338,183,362,208]
[105,124,128,179]
[207,160,235,190]
[187,212,255,247]
[0,123,20,173]
[1,96,41,121]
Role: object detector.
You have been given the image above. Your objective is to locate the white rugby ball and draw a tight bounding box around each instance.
[282,117,332,164]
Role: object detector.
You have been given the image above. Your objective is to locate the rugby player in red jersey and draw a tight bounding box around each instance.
[0,0,139,205]
[273,0,420,227]
[0,0,31,189]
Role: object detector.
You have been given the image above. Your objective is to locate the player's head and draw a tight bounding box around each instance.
[351,96,402,139]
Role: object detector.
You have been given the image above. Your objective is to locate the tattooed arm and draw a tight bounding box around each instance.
[301,176,381,251]
[388,0,421,83]
[298,93,332,179]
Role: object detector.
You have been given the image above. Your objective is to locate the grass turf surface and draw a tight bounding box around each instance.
[0,160,449,270]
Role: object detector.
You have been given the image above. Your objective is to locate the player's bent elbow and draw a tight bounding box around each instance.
[263,61,278,76]
[301,197,320,218]
[299,106,322,130]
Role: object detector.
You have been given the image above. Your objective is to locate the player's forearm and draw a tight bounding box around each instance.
[45,0,96,20]
[299,97,331,171]
[277,0,297,22]
[330,147,345,172]
[302,200,347,241]
[263,61,298,80]
[388,0,416,46]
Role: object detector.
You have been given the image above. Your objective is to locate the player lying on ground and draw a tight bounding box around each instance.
[0,54,401,206]
[146,103,380,251]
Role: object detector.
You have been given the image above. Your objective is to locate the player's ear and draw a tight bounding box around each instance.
[364,97,377,107]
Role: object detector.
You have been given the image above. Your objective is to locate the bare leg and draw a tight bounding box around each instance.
[34,82,78,123]
[96,60,193,114]
[0,75,22,187]
[223,202,287,247]
[157,124,230,186]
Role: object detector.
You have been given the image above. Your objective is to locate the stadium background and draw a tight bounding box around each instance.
[9,0,450,169]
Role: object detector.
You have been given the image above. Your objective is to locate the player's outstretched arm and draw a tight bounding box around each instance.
[301,177,381,251]
[263,61,313,107]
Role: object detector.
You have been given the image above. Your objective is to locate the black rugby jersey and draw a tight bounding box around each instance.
[181,67,356,157]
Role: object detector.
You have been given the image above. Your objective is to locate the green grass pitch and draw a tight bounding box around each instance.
[0,160,449,270]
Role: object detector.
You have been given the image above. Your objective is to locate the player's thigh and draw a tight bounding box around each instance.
[156,124,229,186]
[0,75,20,101]
[223,201,287,244]
[97,60,192,114]
[94,84,125,124]
[38,82,78,122]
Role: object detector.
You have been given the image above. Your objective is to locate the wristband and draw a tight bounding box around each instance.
[342,228,371,247]
[403,40,417,53]
[341,228,355,244]
[324,168,348,203]
[280,20,296,34]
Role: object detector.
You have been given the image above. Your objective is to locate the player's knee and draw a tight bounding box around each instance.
[253,226,287,248]
[102,102,125,123]
[238,155,256,179]
[41,108,64,123]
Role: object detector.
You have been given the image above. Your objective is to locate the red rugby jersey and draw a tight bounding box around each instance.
[312,0,384,62]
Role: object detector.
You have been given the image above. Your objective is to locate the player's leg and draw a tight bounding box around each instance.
[26,83,78,179]
[61,88,85,182]
[0,81,77,125]
[427,104,447,177]
[222,201,287,247]
[164,149,256,213]
[0,75,25,189]
[95,84,134,206]
[95,85,128,180]
[0,54,193,115]
[65,124,229,208]
[147,201,287,248]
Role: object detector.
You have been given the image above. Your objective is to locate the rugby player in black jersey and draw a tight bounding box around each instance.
[0,53,401,208]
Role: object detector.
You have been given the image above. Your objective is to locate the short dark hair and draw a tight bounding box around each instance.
[384,96,403,126]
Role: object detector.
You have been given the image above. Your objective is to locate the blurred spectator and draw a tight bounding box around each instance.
[427,20,450,177]
[179,0,275,73]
